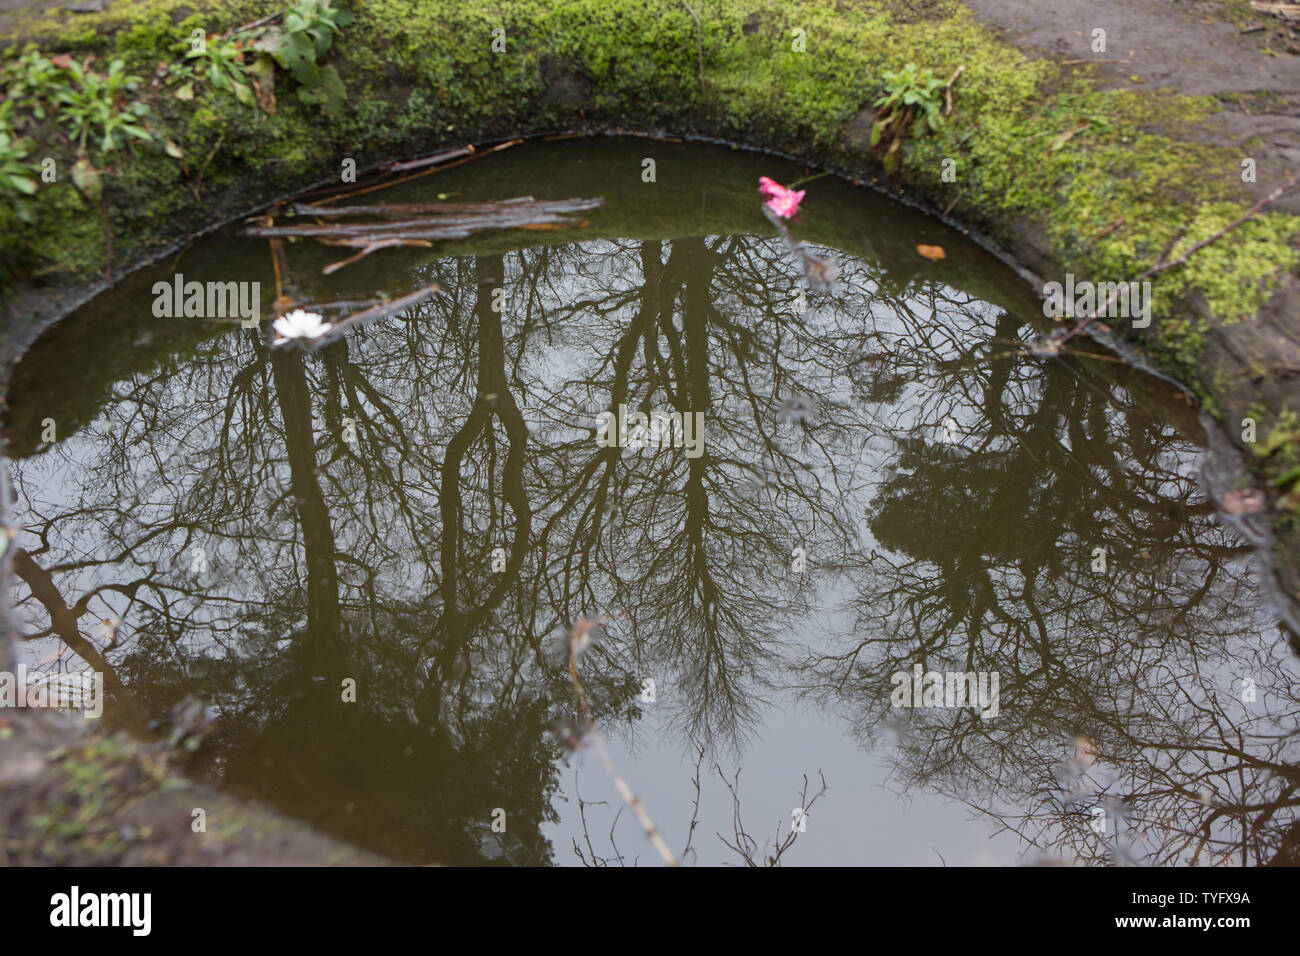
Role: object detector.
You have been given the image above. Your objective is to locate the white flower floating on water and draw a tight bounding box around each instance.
[271,309,330,346]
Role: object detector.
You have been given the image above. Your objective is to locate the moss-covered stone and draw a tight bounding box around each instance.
[0,710,391,865]
[1,0,1297,419]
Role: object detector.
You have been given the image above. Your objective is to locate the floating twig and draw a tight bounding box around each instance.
[292,196,602,219]
[320,238,432,275]
[382,144,475,174]
[309,139,526,205]
[246,195,603,273]
[567,616,679,867]
[307,281,442,348]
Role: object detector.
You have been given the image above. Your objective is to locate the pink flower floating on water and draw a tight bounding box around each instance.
[757,176,805,219]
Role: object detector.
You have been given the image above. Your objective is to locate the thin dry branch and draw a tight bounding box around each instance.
[567,617,679,866]
[942,64,964,116]
[304,139,525,205]
[715,764,829,866]
[680,746,706,864]
[291,197,603,219]
[281,281,441,351]
[681,0,705,92]
[246,195,602,273]
[1059,175,1299,344]
[218,10,284,41]
[1138,177,1299,281]
[320,238,432,275]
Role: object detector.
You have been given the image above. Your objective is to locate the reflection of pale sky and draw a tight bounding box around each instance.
[549,574,1025,867]
[545,566,1300,866]
[10,229,1297,866]
[554,703,1015,867]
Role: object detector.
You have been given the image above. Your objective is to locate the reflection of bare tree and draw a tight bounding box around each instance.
[6,222,1296,865]
[802,351,1299,865]
[269,345,344,683]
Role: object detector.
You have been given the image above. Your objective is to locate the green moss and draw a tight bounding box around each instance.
[1257,409,1300,456]
[2,0,1298,430]
[114,16,189,71]
[1150,313,1211,379]
[1211,0,1277,29]
[2,0,265,49]
[26,733,170,861]
[1158,204,1300,324]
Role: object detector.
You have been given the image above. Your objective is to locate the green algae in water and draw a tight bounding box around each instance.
[5,141,1299,866]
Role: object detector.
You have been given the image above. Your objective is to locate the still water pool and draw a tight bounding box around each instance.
[6,139,1297,865]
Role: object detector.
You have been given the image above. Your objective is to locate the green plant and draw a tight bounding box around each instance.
[266,0,356,114]
[53,58,153,153]
[4,50,73,121]
[874,63,946,137]
[183,35,256,108]
[869,63,947,172]
[0,128,41,222]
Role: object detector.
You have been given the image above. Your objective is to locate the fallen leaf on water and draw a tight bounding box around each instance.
[1073,735,1099,768]
[1222,488,1265,515]
[916,243,946,260]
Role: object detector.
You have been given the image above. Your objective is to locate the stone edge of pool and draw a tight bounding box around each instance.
[1,0,1299,868]
[0,709,400,865]
[1,6,1298,633]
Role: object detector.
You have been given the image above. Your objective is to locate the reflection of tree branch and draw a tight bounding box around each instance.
[12,548,147,734]
[428,254,534,682]
[715,765,827,867]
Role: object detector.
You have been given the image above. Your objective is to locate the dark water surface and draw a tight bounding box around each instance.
[7,140,1298,866]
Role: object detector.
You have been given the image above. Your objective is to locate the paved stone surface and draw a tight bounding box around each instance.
[965,0,1300,212]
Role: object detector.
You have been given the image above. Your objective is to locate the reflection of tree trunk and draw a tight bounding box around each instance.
[681,238,717,618]
[270,348,345,683]
[12,549,148,735]
[587,241,671,544]
[980,312,1018,437]
[424,254,533,704]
